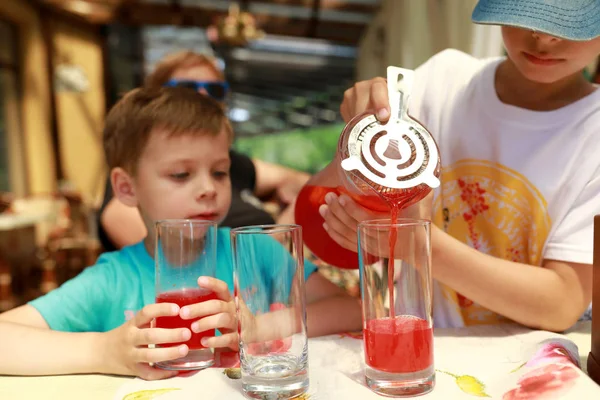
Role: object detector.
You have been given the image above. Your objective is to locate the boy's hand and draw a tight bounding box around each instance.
[340,77,390,123]
[319,192,433,252]
[319,192,388,251]
[103,303,190,380]
[179,276,239,351]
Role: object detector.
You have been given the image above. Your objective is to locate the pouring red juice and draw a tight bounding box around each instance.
[368,188,434,375]
[297,67,439,387]
[295,174,436,376]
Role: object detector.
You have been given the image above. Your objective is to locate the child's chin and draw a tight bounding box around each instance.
[518,64,567,84]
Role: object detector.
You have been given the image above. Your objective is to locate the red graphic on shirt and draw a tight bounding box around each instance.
[434,160,552,325]
[457,294,474,308]
[456,178,490,311]
[506,247,522,262]
[458,179,489,250]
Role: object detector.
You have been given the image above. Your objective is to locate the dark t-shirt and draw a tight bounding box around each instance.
[97,150,276,252]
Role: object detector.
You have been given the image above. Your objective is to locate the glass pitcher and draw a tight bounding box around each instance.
[295,67,441,269]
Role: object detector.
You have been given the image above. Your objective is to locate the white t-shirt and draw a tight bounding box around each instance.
[408,49,600,327]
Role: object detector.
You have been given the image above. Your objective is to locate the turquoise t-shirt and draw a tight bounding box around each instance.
[29,228,317,332]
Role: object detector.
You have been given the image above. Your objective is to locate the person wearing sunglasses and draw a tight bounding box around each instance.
[163,79,229,102]
[98,50,310,252]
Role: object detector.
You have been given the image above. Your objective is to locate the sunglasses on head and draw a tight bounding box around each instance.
[164,80,230,102]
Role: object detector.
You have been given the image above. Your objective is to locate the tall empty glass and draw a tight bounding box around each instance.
[231,225,309,399]
[154,219,217,370]
[359,219,434,397]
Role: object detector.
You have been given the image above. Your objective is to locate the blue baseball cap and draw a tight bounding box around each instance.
[472,0,600,41]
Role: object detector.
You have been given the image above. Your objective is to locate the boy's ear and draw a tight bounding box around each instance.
[111,167,138,207]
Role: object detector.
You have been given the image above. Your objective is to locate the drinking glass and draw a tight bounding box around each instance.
[154,219,218,370]
[359,218,435,397]
[231,224,309,399]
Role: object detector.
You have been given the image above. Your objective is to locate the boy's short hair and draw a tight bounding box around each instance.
[145,51,225,89]
[103,86,233,173]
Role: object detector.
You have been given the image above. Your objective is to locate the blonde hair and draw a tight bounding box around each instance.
[103,86,233,173]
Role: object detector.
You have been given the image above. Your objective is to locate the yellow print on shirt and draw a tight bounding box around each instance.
[432,159,551,325]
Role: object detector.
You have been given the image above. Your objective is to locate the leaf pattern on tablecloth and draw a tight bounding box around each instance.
[438,370,491,397]
[122,388,180,400]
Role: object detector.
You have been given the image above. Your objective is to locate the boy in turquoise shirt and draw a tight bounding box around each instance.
[0,87,361,379]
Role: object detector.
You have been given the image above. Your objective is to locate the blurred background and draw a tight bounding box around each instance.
[0,0,598,311]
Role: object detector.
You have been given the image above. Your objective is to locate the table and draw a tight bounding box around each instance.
[0,322,595,400]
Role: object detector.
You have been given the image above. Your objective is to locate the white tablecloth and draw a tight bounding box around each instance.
[0,322,595,400]
[113,322,598,400]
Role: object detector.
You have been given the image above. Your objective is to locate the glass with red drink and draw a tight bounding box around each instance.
[154,219,218,370]
[359,219,434,397]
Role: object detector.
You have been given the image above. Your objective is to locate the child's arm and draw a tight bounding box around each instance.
[0,306,121,376]
[305,271,362,337]
[321,192,592,332]
[0,304,188,379]
[0,320,106,376]
[430,227,592,332]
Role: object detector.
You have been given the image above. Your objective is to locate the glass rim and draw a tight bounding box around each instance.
[358,218,431,229]
[155,219,218,228]
[230,224,300,235]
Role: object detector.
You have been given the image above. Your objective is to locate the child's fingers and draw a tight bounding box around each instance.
[323,222,357,251]
[340,84,360,122]
[134,327,191,346]
[136,363,179,381]
[358,236,389,259]
[339,194,389,223]
[321,205,356,243]
[369,78,391,122]
[340,78,389,123]
[197,276,231,302]
[201,332,239,351]
[180,299,234,320]
[322,194,358,232]
[192,312,237,334]
[134,303,179,328]
[133,344,188,364]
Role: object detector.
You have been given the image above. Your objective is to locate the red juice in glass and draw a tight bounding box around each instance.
[155,288,218,350]
[358,219,434,396]
[364,316,433,374]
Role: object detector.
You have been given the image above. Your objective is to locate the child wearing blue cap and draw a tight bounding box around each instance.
[314,0,600,331]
